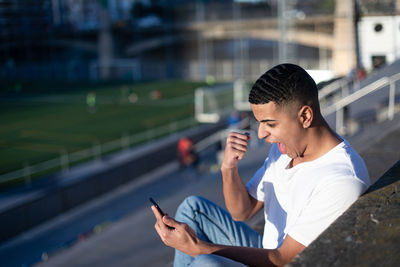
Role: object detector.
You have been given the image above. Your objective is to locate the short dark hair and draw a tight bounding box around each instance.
[248,63,319,110]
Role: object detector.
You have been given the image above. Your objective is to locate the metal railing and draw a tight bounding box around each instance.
[318,77,352,101]
[0,117,197,186]
[322,73,400,135]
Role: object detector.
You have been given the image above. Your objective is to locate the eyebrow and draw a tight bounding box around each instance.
[260,119,277,123]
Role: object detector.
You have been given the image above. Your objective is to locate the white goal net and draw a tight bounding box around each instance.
[195,80,251,123]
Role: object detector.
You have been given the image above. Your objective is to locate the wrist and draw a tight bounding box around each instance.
[220,164,238,175]
[195,240,220,256]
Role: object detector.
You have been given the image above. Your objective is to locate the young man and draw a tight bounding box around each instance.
[152,64,370,266]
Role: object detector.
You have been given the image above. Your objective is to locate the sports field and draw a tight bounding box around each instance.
[0,80,206,185]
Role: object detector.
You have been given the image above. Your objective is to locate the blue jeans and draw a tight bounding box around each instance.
[174,196,263,267]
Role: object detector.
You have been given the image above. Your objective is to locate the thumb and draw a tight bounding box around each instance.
[162,215,180,228]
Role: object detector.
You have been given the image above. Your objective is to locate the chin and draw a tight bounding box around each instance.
[286,152,297,158]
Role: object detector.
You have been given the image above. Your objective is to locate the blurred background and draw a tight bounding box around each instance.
[2,0,396,82]
[0,0,399,266]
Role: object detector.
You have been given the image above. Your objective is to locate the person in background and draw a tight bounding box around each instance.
[177,137,198,169]
[153,64,370,267]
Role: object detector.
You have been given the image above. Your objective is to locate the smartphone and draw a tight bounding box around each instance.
[149,197,165,216]
[150,197,175,229]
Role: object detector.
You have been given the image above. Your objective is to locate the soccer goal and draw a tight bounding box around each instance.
[233,79,251,111]
[195,80,251,123]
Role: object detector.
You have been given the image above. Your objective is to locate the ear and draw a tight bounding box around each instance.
[298,105,313,128]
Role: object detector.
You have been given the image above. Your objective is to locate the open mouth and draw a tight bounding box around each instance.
[277,142,287,154]
[265,139,288,155]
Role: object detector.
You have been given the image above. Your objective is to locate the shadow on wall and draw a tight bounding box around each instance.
[364,160,400,194]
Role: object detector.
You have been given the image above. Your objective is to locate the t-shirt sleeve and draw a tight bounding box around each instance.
[246,161,267,201]
[287,178,366,247]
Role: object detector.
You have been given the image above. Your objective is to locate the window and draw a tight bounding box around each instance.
[372,55,386,69]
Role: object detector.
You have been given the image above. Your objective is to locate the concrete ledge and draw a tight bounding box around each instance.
[288,160,400,267]
[0,122,226,243]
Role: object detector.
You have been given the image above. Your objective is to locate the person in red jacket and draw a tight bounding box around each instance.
[177,137,197,169]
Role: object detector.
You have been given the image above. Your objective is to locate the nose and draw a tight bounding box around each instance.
[258,124,270,140]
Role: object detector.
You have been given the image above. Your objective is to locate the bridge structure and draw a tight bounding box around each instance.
[186,16,334,49]
[122,0,356,78]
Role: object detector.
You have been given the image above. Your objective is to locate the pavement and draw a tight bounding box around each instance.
[349,112,400,184]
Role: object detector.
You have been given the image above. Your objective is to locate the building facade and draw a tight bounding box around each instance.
[358,15,400,70]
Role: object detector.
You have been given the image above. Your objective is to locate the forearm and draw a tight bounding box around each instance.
[198,241,281,267]
[221,166,255,220]
[221,131,258,220]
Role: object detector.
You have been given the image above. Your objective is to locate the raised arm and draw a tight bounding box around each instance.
[221,132,263,221]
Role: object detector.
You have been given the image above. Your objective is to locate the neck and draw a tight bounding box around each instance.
[293,118,342,166]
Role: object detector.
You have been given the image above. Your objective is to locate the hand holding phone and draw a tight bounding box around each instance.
[150,197,175,229]
[149,197,165,216]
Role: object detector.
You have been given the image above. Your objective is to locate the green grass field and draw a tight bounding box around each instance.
[0,80,207,183]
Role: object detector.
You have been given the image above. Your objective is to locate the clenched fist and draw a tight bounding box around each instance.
[221,132,251,170]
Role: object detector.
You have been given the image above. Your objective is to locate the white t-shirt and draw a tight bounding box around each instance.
[246,141,370,248]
